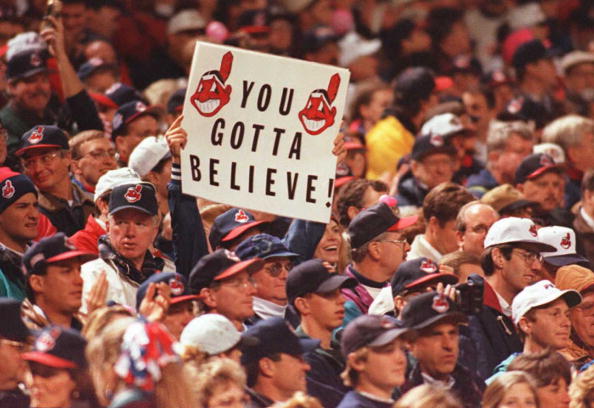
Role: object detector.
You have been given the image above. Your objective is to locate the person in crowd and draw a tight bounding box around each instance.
[400,291,485,408]
[81,181,174,311]
[538,226,590,280]
[287,258,357,406]
[22,233,95,330]
[507,350,572,408]
[209,208,268,251]
[569,363,594,408]
[283,215,345,267]
[455,201,499,257]
[348,82,393,135]
[482,371,540,408]
[440,251,484,281]
[395,384,463,408]
[336,179,388,229]
[188,249,263,331]
[17,125,96,236]
[111,100,160,166]
[240,317,317,407]
[69,129,117,194]
[0,297,30,408]
[22,325,93,408]
[193,358,249,408]
[338,314,412,408]
[480,184,539,219]
[573,169,594,265]
[407,182,474,262]
[469,217,555,379]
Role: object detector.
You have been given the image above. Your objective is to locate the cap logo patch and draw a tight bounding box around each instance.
[30,52,41,67]
[135,102,147,113]
[529,224,538,237]
[124,185,143,203]
[432,293,450,314]
[543,282,555,290]
[224,249,241,262]
[168,277,184,296]
[2,179,15,199]
[540,154,554,167]
[508,97,524,114]
[28,126,44,144]
[420,259,437,273]
[560,233,571,249]
[380,317,395,329]
[234,209,249,223]
[430,133,444,147]
[112,113,123,130]
[35,327,60,352]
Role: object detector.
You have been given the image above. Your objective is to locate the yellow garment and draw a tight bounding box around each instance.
[365,116,414,180]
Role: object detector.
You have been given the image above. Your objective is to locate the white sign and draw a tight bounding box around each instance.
[180,42,350,223]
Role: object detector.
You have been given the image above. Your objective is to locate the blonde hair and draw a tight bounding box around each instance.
[193,358,246,407]
[394,384,462,408]
[86,317,195,408]
[81,305,134,339]
[570,364,594,408]
[273,392,323,408]
[340,347,369,387]
[482,371,539,408]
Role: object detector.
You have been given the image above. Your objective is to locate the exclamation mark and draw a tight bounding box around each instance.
[325,178,334,208]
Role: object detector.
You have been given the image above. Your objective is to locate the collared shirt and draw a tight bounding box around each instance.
[581,207,594,232]
[253,297,286,320]
[407,234,442,263]
[421,372,456,389]
[494,290,512,318]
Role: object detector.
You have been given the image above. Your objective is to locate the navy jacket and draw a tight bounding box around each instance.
[337,391,393,408]
[466,168,498,199]
[283,219,325,265]
[394,171,427,210]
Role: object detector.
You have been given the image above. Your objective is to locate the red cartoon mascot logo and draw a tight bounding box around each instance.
[36,327,60,352]
[234,209,249,223]
[169,277,184,296]
[2,180,15,199]
[560,233,571,249]
[125,185,143,203]
[191,51,233,117]
[432,293,450,314]
[28,127,44,144]
[420,259,437,274]
[529,224,538,237]
[298,73,340,135]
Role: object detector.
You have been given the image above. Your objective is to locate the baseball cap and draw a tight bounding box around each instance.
[483,70,512,88]
[6,48,48,81]
[16,125,69,156]
[286,258,356,304]
[555,264,594,294]
[22,326,87,369]
[136,272,199,309]
[189,249,264,293]
[77,57,118,80]
[240,317,319,365]
[302,25,339,54]
[108,182,158,216]
[179,314,258,356]
[538,226,590,268]
[105,83,145,107]
[128,136,171,178]
[561,51,594,76]
[94,167,141,202]
[347,202,398,249]
[168,9,206,35]
[395,67,435,102]
[338,31,381,67]
[237,9,270,34]
[515,153,562,185]
[480,184,538,215]
[341,314,411,357]
[6,32,47,61]
[23,233,96,275]
[484,217,556,252]
[167,88,186,114]
[112,100,161,138]
[533,143,565,165]
[512,39,551,71]
[0,168,37,213]
[421,113,472,140]
[391,257,458,296]
[511,280,581,325]
[209,208,267,249]
[0,297,30,342]
[411,133,457,161]
[235,233,298,261]
[401,291,467,331]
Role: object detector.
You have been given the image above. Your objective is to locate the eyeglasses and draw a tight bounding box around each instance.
[378,239,408,249]
[263,262,293,277]
[22,151,61,169]
[83,149,116,160]
[513,249,542,265]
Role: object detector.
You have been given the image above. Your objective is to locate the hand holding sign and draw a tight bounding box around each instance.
[165,114,187,162]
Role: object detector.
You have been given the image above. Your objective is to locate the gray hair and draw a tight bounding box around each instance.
[487,120,534,153]
[541,114,594,151]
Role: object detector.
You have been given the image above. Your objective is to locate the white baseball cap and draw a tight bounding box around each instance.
[167,9,206,35]
[179,313,256,356]
[128,136,171,178]
[484,217,556,252]
[94,167,141,202]
[421,113,469,139]
[338,32,381,68]
[512,279,581,325]
[539,226,590,267]
[533,143,566,165]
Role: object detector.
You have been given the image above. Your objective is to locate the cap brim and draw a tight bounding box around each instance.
[389,215,419,231]
[89,91,119,109]
[368,327,414,348]
[109,204,156,216]
[15,144,64,156]
[412,312,468,331]
[170,294,200,304]
[499,199,539,214]
[316,274,357,294]
[238,334,260,349]
[241,26,270,34]
[9,67,48,82]
[526,165,562,181]
[215,258,264,281]
[22,351,77,369]
[335,176,355,188]
[222,220,267,243]
[544,254,591,268]
[46,251,97,265]
[260,250,299,260]
[344,142,365,150]
[405,273,459,292]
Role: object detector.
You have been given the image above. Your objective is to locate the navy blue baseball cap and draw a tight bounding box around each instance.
[136,272,199,309]
[395,66,435,102]
[7,49,48,81]
[391,257,458,296]
[105,82,145,107]
[0,167,37,214]
[23,233,96,275]
[347,202,398,249]
[108,182,158,216]
[411,133,457,161]
[401,291,467,331]
[286,259,356,305]
[0,297,30,342]
[167,88,186,114]
[341,314,411,357]
[240,317,319,365]
[23,326,87,369]
[515,153,562,185]
[189,249,264,293]
[111,100,161,138]
[209,208,267,249]
[512,39,551,71]
[16,125,69,156]
[77,57,118,80]
[235,233,298,261]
